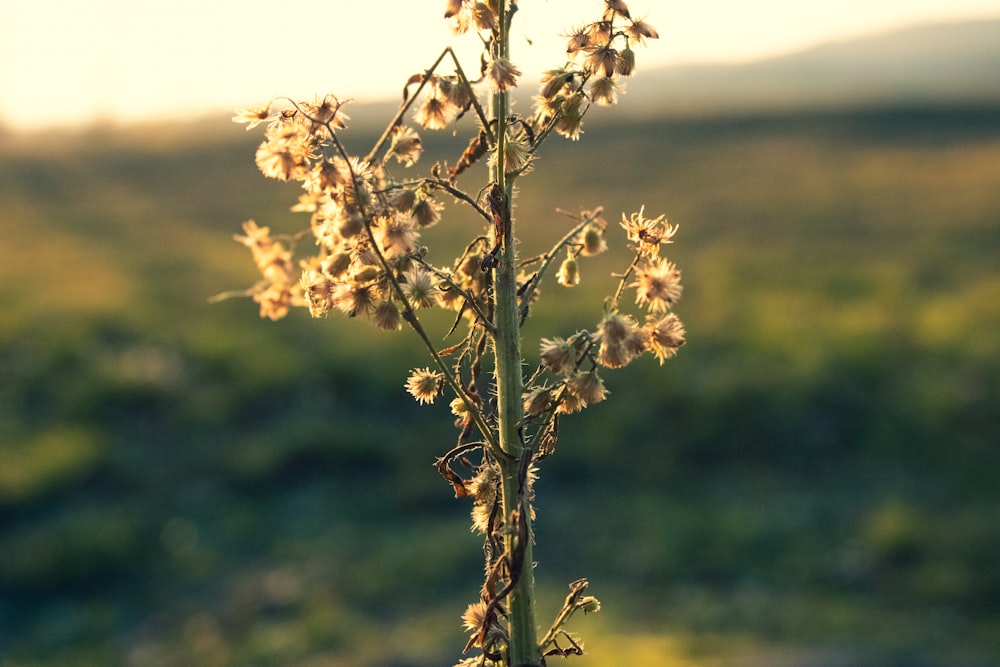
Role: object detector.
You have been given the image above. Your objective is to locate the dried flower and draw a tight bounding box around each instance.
[411,195,443,228]
[234,220,294,283]
[443,0,463,20]
[372,300,403,331]
[634,257,683,312]
[589,76,622,107]
[406,368,445,404]
[461,601,488,643]
[415,94,455,130]
[523,385,554,417]
[539,69,574,100]
[450,396,469,417]
[447,77,477,110]
[470,2,498,32]
[255,141,304,181]
[647,312,686,363]
[605,0,630,18]
[253,283,297,321]
[332,282,375,318]
[301,269,335,318]
[401,266,439,309]
[446,0,496,34]
[621,206,678,256]
[566,371,608,406]
[337,208,365,239]
[232,102,272,130]
[388,126,423,166]
[314,159,349,191]
[597,313,643,368]
[539,337,576,374]
[588,19,614,45]
[554,93,586,141]
[583,43,619,78]
[556,390,586,414]
[489,136,533,176]
[488,56,521,92]
[390,188,417,213]
[374,215,418,257]
[303,94,349,133]
[623,323,650,357]
[565,26,591,55]
[626,18,659,44]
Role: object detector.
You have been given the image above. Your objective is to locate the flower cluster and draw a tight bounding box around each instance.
[233,94,467,335]
[232,220,304,320]
[521,207,685,450]
[534,0,658,140]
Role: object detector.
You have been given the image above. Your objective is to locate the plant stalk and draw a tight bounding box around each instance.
[491,3,539,665]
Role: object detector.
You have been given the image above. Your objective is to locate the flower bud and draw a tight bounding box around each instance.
[351,265,380,284]
[581,227,607,256]
[322,251,352,277]
[556,251,580,287]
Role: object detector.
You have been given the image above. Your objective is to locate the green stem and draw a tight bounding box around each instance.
[490,3,539,665]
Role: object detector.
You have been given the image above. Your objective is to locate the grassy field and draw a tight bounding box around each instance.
[1,103,999,666]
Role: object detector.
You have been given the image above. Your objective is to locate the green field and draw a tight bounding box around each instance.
[1,104,999,666]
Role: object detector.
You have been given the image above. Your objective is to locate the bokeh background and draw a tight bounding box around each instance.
[2,2,999,665]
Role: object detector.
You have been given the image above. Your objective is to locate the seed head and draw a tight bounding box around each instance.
[647,312,686,363]
[565,26,591,56]
[388,125,423,166]
[554,93,586,141]
[589,76,622,107]
[634,257,683,312]
[232,101,272,130]
[523,385,554,417]
[539,337,576,374]
[402,266,439,309]
[301,269,335,318]
[332,282,375,318]
[372,300,403,331]
[405,367,445,405]
[539,69,574,100]
[597,313,643,368]
[621,206,678,256]
[374,215,418,257]
[605,0,630,18]
[566,371,608,406]
[415,95,456,130]
[489,136,533,176]
[488,56,521,92]
[583,43,619,78]
[411,195,443,228]
[626,18,659,44]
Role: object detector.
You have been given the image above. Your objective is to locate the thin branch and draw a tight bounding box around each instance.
[517,207,604,324]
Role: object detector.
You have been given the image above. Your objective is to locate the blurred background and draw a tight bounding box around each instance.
[1,2,999,665]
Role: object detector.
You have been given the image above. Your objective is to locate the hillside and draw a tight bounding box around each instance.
[620,19,1000,115]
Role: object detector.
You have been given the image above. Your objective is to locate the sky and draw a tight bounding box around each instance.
[2,0,998,130]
